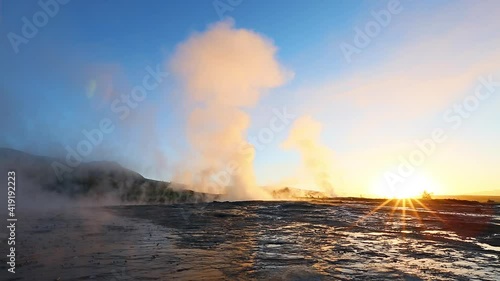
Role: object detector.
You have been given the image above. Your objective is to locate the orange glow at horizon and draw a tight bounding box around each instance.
[370,171,443,199]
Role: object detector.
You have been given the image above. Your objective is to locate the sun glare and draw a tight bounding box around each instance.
[371,172,442,199]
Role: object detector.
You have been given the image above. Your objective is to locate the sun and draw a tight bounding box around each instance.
[371,171,442,199]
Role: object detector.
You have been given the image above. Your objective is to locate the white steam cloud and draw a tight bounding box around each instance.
[282,116,337,196]
[170,20,291,200]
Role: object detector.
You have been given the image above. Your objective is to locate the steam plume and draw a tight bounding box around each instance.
[170,20,290,200]
[282,116,336,196]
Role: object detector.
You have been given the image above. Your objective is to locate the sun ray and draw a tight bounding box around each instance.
[413,198,448,226]
[407,199,423,226]
[384,198,400,231]
[349,199,393,230]
[401,199,407,235]
[349,196,443,237]
[389,199,400,218]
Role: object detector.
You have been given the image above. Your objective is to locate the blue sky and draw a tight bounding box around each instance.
[1,0,499,196]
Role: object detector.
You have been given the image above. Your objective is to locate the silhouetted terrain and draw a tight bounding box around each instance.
[0,148,216,204]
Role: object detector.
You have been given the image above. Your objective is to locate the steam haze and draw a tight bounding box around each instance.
[170,20,291,200]
[282,116,337,196]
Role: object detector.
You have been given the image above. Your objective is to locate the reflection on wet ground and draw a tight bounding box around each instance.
[3,199,499,280]
[114,199,499,280]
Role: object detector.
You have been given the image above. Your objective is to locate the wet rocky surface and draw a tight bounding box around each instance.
[2,199,499,280]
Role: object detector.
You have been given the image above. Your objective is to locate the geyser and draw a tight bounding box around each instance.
[170,20,291,200]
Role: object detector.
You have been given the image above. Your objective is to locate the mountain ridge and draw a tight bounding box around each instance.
[0,147,215,204]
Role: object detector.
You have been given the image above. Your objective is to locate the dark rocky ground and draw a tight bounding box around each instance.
[1,198,498,280]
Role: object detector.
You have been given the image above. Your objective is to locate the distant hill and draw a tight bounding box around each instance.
[468,189,500,196]
[433,194,500,203]
[0,148,217,204]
